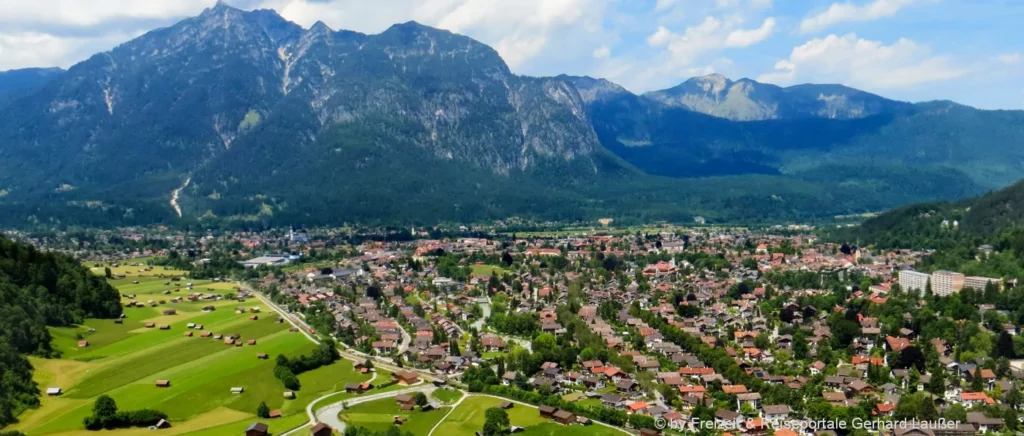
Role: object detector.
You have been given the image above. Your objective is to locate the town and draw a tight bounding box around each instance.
[6,223,1023,436]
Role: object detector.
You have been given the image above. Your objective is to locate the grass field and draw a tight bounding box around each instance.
[9,258,364,436]
[338,397,449,436]
[432,389,463,405]
[470,264,509,276]
[432,396,626,436]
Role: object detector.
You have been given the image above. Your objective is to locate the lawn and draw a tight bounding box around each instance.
[432,396,628,436]
[432,388,463,404]
[307,369,407,414]
[470,264,509,276]
[338,397,449,436]
[431,397,546,435]
[10,262,368,436]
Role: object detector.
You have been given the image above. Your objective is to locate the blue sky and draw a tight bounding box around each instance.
[0,0,1020,108]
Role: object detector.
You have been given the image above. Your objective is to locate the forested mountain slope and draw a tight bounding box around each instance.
[0,236,122,427]
[0,3,1021,228]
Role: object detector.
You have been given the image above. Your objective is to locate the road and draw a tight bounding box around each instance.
[242,282,441,435]
[397,322,412,354]
[469,297,532,352]
[315,385,435,433]
[241,283,435,379]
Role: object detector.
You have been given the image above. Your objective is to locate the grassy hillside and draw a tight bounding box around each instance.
[7,258,371,435]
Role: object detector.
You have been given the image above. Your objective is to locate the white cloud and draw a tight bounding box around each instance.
[646,26,673,47]
[601,15,773,92]
[724,17,775,48]
[263,0,608,70]
[758,33,972,90]
[0,0,612,73]
[644,16,774,66]
[655,0,679,12]
[996,52,1021,65]
[593,45,611,59]
[0,0,214,28]
[800,0,915,34]
[0,31,138,70]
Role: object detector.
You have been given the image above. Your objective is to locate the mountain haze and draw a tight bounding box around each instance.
[642,73,912,121]
[0,2,1022,228]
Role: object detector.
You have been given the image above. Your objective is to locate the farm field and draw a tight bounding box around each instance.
[338,397,449,436]
[432,396,626,436]
[9,258,364,436]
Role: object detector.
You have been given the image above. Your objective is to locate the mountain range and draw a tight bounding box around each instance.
[0,1,1022,228]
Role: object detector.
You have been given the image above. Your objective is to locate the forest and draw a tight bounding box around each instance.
[0,236,122,428]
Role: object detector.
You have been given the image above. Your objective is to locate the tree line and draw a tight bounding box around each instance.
[0,236,122,428]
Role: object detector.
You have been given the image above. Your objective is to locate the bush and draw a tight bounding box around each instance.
[82,396,166,430]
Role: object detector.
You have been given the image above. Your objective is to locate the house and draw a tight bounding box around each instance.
[875,403,896,418]
[966,412,1004,432]
[539,405,557,419]
[46,387,62,396]
[231,387,245,394]
[553,410,576,425]
[311,423,333,436]
[736,392,762,411]
[762,405,791,421]
[823,392,848,406]
[346,382,368,394]
[392,370,420,385]
[602,393,627,408]
[268,410,281,419]
[847,379,874,396]
[154,418,171,428]
[246,422,270,436]
[284,391,295,399]
[715,409,743,428]
[958,392,995,406]
[627,401,649,415]
[155,380,171,388]
[616,380,638,392]
[395,394,417,408]
[481,335,507,351]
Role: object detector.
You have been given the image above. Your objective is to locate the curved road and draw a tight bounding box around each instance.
[315,385,435,433]
[242,283,439,436]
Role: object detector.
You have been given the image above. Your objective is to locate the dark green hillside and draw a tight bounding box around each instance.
[0,236,122,427]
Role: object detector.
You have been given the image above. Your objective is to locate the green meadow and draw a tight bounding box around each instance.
[338,397,450,436]
[9,258,366,436]
[432,396,627,436]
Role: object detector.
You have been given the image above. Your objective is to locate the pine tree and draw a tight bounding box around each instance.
[257,401,270,418]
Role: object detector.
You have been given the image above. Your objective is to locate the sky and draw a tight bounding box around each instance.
[0,0,1021,109]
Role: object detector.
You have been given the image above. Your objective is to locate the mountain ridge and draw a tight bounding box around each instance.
[0,3,1021,228]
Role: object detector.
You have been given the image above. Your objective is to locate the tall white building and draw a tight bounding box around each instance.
[899,270,930,295]
[931,270,965,297]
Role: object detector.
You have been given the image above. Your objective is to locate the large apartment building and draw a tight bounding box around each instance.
[964,276,1001,291]
[931,270,965,297]
[899,270,930,294]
